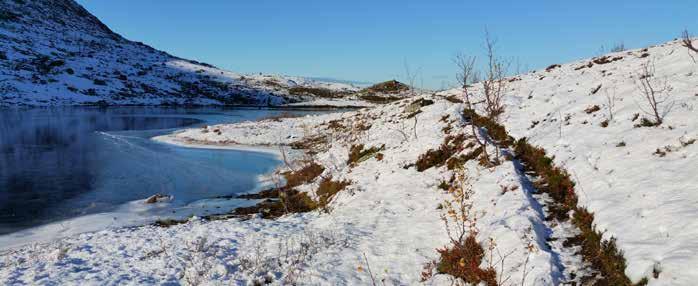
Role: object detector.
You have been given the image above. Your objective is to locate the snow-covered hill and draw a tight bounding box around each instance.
[437,39,698,285]
[1,8,696,284]
[0,0,361,106]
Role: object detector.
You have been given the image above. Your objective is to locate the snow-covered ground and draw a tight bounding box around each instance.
[1,2,696,282]
[2,98,568,285]
[438,39,698,285]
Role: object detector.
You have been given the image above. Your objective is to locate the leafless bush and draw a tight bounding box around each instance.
[633,60,674,125]
[482,32,509,122]
[454,32,510,164]
[681,29,698,63]
[484,238,515,286]
[604,87,617,121]
[455,53,490,162]
[610,42,626,53]
[440,167,478,246]
[235,230,348,285]
[179,237,217,286]
[50,243,71,261]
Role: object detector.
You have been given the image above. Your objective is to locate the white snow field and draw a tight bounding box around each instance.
[2,39,696,284]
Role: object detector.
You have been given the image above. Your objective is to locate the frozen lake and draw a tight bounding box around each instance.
[0,107,327,236]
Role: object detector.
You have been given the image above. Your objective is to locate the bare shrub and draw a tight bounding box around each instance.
[430,168,498,285]
[236,230,348,285]
[604,87,617,121]
[681,29,698,62]
[481,32,509,122]
[610,42,626,53]
[454,31,510,165]
[455,53,491,163]
[633,60,674,126]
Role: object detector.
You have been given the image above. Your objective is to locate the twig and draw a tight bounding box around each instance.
[363,252,378,286]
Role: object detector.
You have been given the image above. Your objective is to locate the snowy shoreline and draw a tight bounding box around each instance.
[152,132,285,160]
[0,133,288,252]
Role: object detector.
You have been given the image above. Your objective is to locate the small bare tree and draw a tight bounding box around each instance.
[610,42,626,53]
[455,53,489,162]
[604,86,617,121]
[634,60,673,125]
[403,60,423,139]
[482,32,509,122]
[681,29,697,63]
[440,166,478,245]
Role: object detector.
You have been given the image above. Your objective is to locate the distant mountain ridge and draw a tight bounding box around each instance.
[0,0,358,106]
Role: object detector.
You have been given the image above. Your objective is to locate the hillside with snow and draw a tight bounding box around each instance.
[0,0,378,106]
[1,37,696,285]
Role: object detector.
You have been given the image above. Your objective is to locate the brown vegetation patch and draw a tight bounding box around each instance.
[363,80,410,94]
[288,86,349,98]
[462,109,513,147]
[233,189,317,219]
[575,62,594,70]
[289,135,328,154]
[513,138,644,285]
[347,144,384,165]
[569,209,647,286]
[283,162,325,188]
[435,235,498,285]
[446,146,483,170]
[359,94,403,103]
[416,134,467,172]
[592,55,624,65]
[546,64,561,71]
[584,105,601,114]
[444,94,464,103]
[316,177,351,209]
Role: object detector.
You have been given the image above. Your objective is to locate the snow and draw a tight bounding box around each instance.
[437,39,698,285]
[1,96,574,285]
[1,2,697,282]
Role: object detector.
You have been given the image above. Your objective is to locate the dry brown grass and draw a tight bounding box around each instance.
[316,177,351,209]
[415,134,466,172]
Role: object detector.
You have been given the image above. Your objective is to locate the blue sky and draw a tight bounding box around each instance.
[76,0,697,89]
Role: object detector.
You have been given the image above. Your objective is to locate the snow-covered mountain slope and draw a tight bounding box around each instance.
[438,39,698,285]
[0,0,359,106]
[1,38,695,285]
